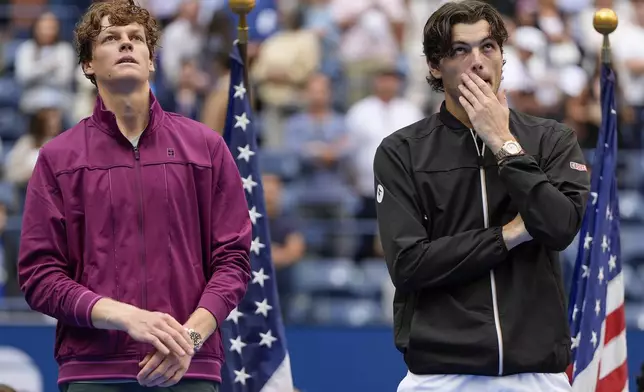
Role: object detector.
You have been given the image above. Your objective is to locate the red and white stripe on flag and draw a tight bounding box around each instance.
[567,271,629,392]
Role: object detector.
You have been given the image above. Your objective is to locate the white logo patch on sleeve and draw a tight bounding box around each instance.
[376,184,384,203]
[570,162,588,172]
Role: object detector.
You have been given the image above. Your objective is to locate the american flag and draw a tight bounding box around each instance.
[567,63,628,391]
[219,44,294,392]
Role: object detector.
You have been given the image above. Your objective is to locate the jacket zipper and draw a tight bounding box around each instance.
[469,129,504,376]
[133,146,147,314]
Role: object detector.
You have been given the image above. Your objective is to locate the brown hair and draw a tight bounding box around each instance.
[423,0,508,92]
[0,385,16,392]
[73,0,161,85]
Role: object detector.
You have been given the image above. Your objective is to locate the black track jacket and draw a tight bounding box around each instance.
[373,102,591,377]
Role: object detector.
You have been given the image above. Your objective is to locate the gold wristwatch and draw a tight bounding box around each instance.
[494,140,524,162]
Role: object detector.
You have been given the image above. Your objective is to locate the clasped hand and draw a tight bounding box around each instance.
[457,71,513,153]
[137,349,193,387]
[120,310,194,386]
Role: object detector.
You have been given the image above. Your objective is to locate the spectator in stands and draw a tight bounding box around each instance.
[285,73,353,256]
[330,0,407,107]
[172,56,208,120]
[611,0,644,148]
[563,61,600,148]
[250,6,321,147]
[263,173,306,311]
[200,9,234,133]
[158,0,205,89]
[201,50,231,134]
[501,26,554,117]
[301,0,345,110]
[15,12,74,117]
[5,107,62,188]
[71,64,98,123]
[346,63,423,261]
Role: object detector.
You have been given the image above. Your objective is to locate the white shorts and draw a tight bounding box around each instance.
[397,371,572,392]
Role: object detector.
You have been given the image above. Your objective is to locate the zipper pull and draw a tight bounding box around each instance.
[133,147,140,160]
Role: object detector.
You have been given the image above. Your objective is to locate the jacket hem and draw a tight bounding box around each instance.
[57,357,222,385]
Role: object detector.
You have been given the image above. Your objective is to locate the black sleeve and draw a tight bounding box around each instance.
[373,140,509,292]
[498,127,591,251]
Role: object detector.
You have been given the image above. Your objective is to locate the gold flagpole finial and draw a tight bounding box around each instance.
[229,0,256,46]
[593,8,618,64]
[228,0,256,100]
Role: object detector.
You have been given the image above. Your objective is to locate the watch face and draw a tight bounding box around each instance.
[505,142,520,154]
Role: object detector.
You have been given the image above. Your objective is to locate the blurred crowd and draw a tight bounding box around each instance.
[0,0,643,325]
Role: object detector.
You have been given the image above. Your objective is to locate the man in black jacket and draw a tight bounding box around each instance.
[374,1,591,391]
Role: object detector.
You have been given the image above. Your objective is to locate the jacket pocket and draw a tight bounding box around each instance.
[405,282,498,373]
[499,245,571,373]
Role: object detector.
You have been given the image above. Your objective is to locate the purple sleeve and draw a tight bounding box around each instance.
[17,150,103,328]
[198,137,252,326]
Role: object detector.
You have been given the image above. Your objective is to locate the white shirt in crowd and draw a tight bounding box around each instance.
[330,0,406,64]
[611,22,644,106]
[346,95,424,198]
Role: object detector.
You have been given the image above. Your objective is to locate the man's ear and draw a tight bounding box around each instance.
[82,61,94,78]
[148,58,155,73]
[428,61,442,81]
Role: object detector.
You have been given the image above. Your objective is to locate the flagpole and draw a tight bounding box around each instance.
[593,8,618,64]
[229,0,255,91]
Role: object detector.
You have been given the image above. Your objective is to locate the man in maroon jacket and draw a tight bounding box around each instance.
[17,1,251,391]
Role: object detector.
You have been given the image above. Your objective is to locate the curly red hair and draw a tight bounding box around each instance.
[73,0,160,85]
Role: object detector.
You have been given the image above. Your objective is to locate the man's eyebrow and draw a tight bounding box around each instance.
[451,36,495,47]
[100,25,144,36]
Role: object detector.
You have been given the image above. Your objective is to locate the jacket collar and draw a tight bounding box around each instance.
[438,100,469,130]
[91,90,164,136]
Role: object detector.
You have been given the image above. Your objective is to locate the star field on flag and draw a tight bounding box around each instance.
[220,45,294,392]
[567,63,628,392]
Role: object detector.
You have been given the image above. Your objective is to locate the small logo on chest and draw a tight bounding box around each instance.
[167,148,175,157]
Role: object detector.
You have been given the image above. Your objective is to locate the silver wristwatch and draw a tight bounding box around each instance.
[494,140,524,162]
[185,328,204,351]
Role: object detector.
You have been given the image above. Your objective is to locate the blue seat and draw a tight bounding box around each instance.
[0,182,15,206]
[618,190,644,222]
[621,152,644,189]
[0,109,26,141]
[283,293,313,324]
[1,141,15,164]
[1,39,24,73]
[299,224,327,252]
[620,226,644,262]
[5,214,21,233]
[309,297,383,326]
[290,258,358,295]
[623,264,644,302]
[258,148,300,180]
[351,259,390,297]
[625,303,644,329]
[0,77,21,109]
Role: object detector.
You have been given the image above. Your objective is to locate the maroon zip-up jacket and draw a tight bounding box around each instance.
[17,92,252,384]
